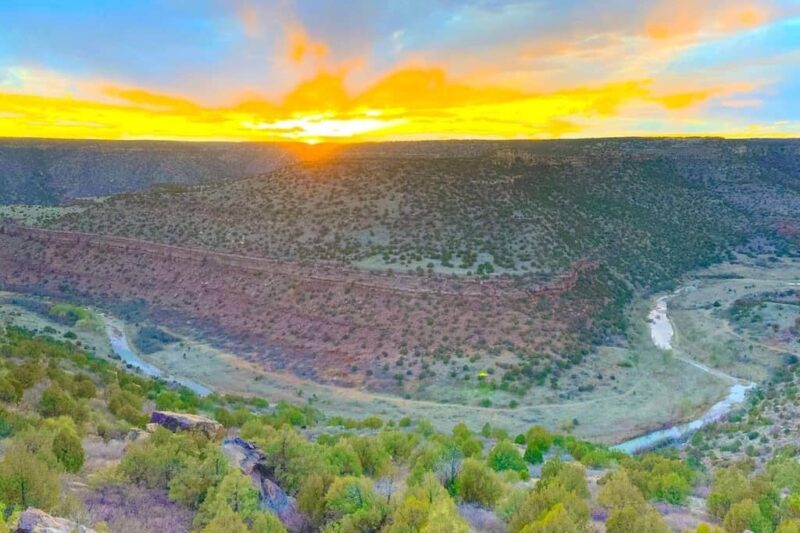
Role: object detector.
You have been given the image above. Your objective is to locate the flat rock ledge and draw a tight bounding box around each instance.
[149,410,226,440]
[15,508,95,533]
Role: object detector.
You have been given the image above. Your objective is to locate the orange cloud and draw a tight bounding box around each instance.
[235,3,262,39]
[646,0,769,40]
[719,4,769,31]
[103,86,199,111]
[355,68,523,111]
[286,25,328,64]
[652,90,714,109]
[0,64,769,143]
[282,72,348,112]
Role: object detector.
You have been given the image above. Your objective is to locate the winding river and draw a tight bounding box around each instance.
[99,290,753,451]
[102,316,211,397]
[613,293,755,454]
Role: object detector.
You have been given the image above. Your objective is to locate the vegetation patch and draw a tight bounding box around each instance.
[132,325,180,355]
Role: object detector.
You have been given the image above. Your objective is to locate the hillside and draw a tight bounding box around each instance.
[0,138,793,403]
[52,139,800,344]
[0,225,619,402]
[57,139,800,285]
[2,311,800,533]
[0,138,294,205]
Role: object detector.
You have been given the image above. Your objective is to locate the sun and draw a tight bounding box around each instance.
[242,110,405,143]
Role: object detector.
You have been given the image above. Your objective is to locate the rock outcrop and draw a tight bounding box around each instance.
[223,437,305,531]
[149,410,225,440]
[15,508,95,533]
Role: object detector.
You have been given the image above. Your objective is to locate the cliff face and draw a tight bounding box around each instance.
[222,437,305,531]
[0,225,601,393]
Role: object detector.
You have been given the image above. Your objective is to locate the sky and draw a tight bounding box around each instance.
[1,0,799,143]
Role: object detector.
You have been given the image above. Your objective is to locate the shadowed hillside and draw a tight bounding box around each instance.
[0,138,295,205]
[56,138,800,292]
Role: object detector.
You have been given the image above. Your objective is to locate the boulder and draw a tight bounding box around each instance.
[15,508,95,533]
[149,410,225,440]
[262,478,305,531]
[125,428,151,443]
[223,437,305,531]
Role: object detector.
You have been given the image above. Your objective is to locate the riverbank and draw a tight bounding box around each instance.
[0,288,724,441]
[101,314,211,396]
[614,289,756,454]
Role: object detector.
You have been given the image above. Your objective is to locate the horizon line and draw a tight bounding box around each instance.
[2,134,799,145]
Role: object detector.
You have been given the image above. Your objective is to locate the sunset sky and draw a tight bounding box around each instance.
[1,0,799,143]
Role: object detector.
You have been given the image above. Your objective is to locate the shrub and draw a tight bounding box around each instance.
[37,386,83,421]
[52,429,84,473]
[455,458,503,507]
[723,499,772,533]
[488,441,528,477]
[0,447,59,510]
[0,378,19,403]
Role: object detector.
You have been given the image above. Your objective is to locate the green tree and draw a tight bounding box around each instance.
[723,498,772,533]
[250,511,287,533]
[388,474,469,533]
[524,447,544,465]
[452,423,471,442]
[408,441,463,491]
[348,436,391,478]
[622,454,693,504]
[539,458,589,498]
[8,361,44,393]
[211,470,260,516]
[778,519,800,533]
[526,426,552,450]
[324,476,389,533]
[508,483,589,533]
[0,377,19,403]
[708,468,751,520]
[37,386,81,421]
[195,470,261,530]
[297,474,332,529]
[455,458,504,507]
[169,450,229,509]
[421,496,470,533]
[70,373,97,399]
[519,503,579,533]
[51,429,84,473]
[0,448,59,510]
[118,430,185,488]
[598,471,646,510]
[107,385,148,426]
[605,505,670,533]
[261,427,329,494]
[648,471,691,505]
[458,437,483,459]
[488,441,527,476]
[200,505,249,533]
[326,441,363,477]
[379,430,419,463]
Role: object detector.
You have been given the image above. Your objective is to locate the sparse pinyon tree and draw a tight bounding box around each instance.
[51,429,84,473]
[0,448,59,510]
[195,470,261,530]
[455,458,504,507]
